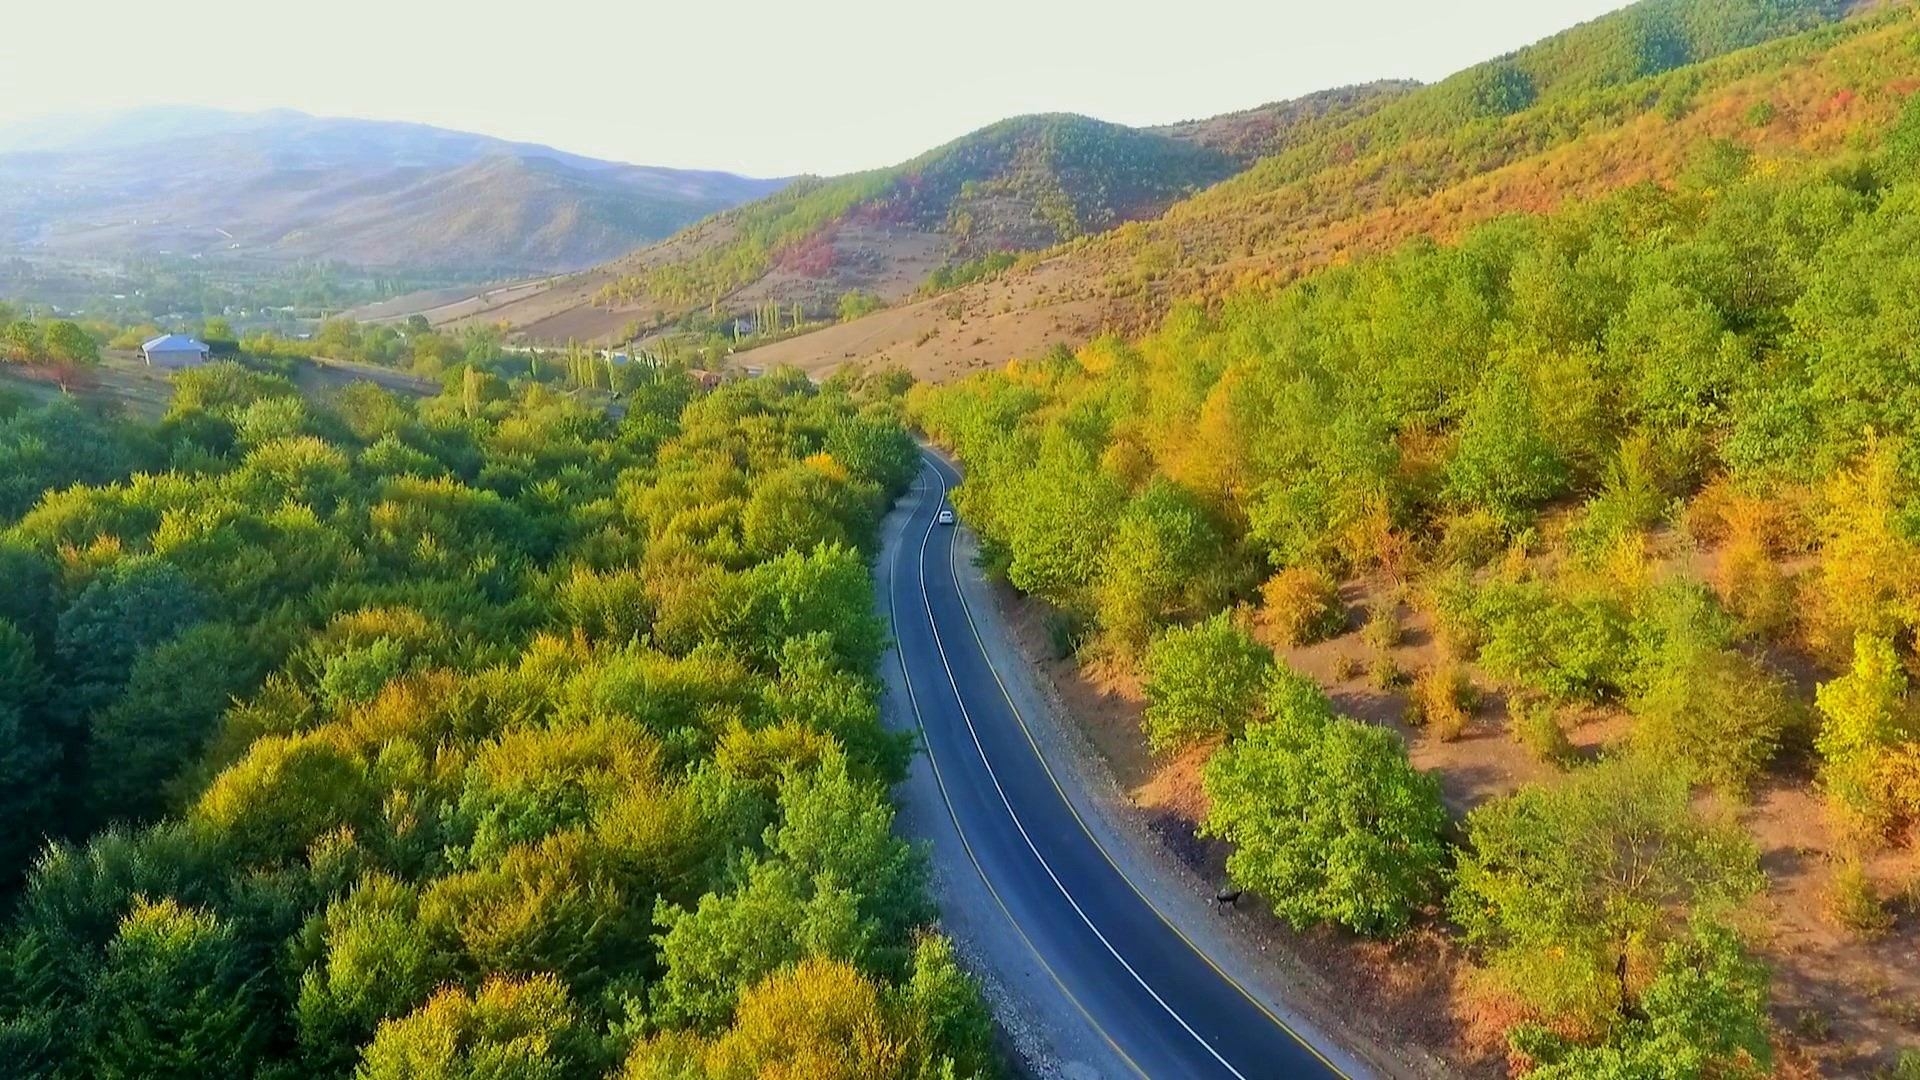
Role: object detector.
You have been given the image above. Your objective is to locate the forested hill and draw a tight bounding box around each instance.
[580,113,1251,317]
[0,362,999,1077]
[910,0,1920,1073]
[733,0,1886,380]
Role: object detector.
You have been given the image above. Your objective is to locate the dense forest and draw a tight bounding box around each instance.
[0,356,996,1079]
[914,68,1920,1076]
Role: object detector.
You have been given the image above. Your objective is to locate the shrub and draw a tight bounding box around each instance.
[1628,584,1791,796]
[1366,652,1405,691]
[1512,698,1578,767]
[1360,597,1403,653]
[1825,861,1892,940]
[1259,566,1345,646]
[1422,563,1485,659]
[1475,579,1629,703]
[1203,676,1446,936]
[1407,661,1476,741]
[1141,612,1274,753]
[1434,508,1508,569]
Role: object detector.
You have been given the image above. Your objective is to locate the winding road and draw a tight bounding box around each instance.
[884,453,1353,1079]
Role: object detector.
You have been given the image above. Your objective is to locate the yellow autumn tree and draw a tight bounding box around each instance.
[1808,440,1919,661]
[704,957,907,1080]
[1816,634,1920,843]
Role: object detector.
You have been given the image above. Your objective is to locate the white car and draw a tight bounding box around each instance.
[937,509,956,526]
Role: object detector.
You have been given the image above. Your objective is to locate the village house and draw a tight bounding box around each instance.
[140,334,211,369]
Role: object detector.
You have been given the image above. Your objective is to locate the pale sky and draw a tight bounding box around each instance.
[0,0,1630,177]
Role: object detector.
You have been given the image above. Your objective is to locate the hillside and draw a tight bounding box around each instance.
[909,0,1920,1073]
[0,107,784,275]
[1149,80,1420,164]
[436,109,1358,342]
[731,0,1885,380]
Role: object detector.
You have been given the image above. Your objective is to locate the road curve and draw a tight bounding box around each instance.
[887,453,1352,1079]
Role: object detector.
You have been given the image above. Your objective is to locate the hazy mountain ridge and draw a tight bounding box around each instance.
[0,107,784,275]
[419,97,1407,343]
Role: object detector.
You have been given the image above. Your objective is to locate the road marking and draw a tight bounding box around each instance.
[913,462,1256,1080]
[922,451,1356,1079]
[885,472,1150,1080]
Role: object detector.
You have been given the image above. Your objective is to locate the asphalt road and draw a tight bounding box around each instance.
[887,453,1349,1080]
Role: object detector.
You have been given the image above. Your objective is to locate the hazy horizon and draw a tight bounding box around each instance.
[2,0,1630,177]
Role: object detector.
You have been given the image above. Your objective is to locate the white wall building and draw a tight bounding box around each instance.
[140,334,211,369]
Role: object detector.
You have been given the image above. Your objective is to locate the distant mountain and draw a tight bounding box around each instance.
[438,111,1273,342]
[717,0,1880,380]
[0,107,784,274]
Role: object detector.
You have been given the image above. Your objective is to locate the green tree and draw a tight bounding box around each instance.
[837,290,883,323]
[3,320,41,363]
[1627,584,1790,796]
[1449,754,1763,1024]
[764,755,930,944]
[354,975,602,1080]
[87,624,267,827]
[651,859,870,1030]
[55,558,208,724]
[899,935,998,1080]
[0,540,56,641]
[0,621,59,883]
[42,321,99,368]
[1094,478,1229,651]
[742,465,854,559]
[1140,612,1273,752]
[297,873,452,1074]
[998,436,1124,608]
[83,898,267,1080]
[722,544,887,671]
[1446,360,1573,524]
[1884,91,1920,178]
[1202,672,1446,935]
[1513,920,1771,1080]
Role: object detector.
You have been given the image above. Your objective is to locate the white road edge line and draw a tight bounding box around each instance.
[925,452,1356,1079]
[913,462,1253,1080]
[886,471,1151,1079]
